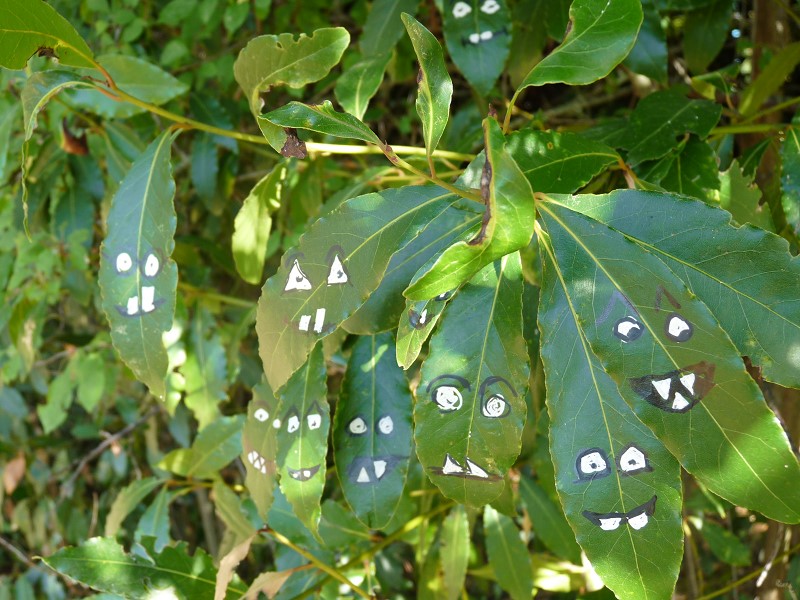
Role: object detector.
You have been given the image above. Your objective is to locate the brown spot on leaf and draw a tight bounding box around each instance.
[487,104,497,119]
[417,68,424,85]
[36,46,56,59]
[281,128,307,159]
[469,158,493,245]
[61,119,88,156]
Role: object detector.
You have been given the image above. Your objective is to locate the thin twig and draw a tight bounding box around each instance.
[0,536,38,569]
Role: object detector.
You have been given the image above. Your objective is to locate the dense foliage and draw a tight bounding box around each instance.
[1,0,800,598]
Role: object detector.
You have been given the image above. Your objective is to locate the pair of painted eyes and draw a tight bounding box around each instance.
[431,387,510,418]
[576,445,651,480]
[347,415,394,436]
[613,312,693,344]
[115,252,161,277]
[284,255,348,292]
[452,0,501,18]
[254,406,322,432]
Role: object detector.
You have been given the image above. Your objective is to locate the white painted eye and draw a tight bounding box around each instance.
[377,415,393,435]
[116,252,133,273]
[452,1,471,18]
[599,517,622,531]
[307,412,321,430]
[348,416,367,435]
[613,316,643,343]
[481,0,500,14]
[144,253,160,277]
[482,394,508,418]
[628,512,649,530]
[254,408,269,422]
[287,415,300,433]
[468,32,480,44]
[618,445,648,473]
[272,418,281,429]
[665,313,692,342]
[327,254,348,285]
[433,386,463,411]
[579,451,608,475]
[284,259,312,292]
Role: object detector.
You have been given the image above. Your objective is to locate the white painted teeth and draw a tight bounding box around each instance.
[652,378,672,400]
[465,458,488,479]
[672,393,690,411]
[374,460,387,479]
[599,517,622,531]
[680,372,695,394]
[126,296,139,316]
[440,455,491,479]
[141,286,155,312]
[247,450,268,475]
[298,308,326,333]
[357,467,370,483]
[442,454,464,475]
[628,513,649,530]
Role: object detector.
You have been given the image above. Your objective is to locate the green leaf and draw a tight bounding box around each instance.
[21,71,91,141]
[98,131,179,400]
[213,481,258,541]
[657,136,720,201]
[67,54,189,119]
[105,477,162,537]
[181,309,228,429]
[276,344,329,536]
[507,130,620,193]
[233,161,288,285]
[262,100,382,146]
[404,119,535,301]
[38,360,77,433]
[518,476,581,563]
[402,14,453,162]
[135,486,174,552]
[484,506,532,600]
[718,159,773,231]
[360,0,419,56]
[440,505,470,600]
[243,378,280,521]
[0,0,96,69]
[415,253,529,506]
[623,0,667,83]
[441,0,511,96]
[234,27,350,115]
[538,197,800,523]
[739,42,800,117]
[76,353,105,412]
[781,122,800,234]
[334,52,391,121]
[333,333,412,529]
[691,518,751,566]
[556,189,800,390]
[517,0,643,90]
[43,537,245,599]
[190,134,217,203]
[256,185,463,392]
[537,227,683,599]
[683,0,732,73]
[621,89,722,165]
[159,415,244,479]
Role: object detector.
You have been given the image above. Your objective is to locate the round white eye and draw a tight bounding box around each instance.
[254,408,269,422]
[452,1,472,18]
[578,450,609,478]
[144,253,160,277]
[272,419,281,429]
[116,252,133,273]
[287,415,300,433]
[614,316,643,343]
[377,416,394,435]
[665,313,693,342]
[348,417,367,435]
[481,0,500,14]
[619,445,649,473]
[307,413,321,430]
[482,394,508,418]
[433,386,462,411]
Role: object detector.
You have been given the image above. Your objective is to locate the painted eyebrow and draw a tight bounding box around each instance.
[655,285,681,311]
[426,374,470,393]
[478,375,517,398]
[325,244,346,263]
[283,251,305,267]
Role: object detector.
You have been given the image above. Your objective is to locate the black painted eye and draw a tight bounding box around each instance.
[377,415,394,435]
[617,444,651,475]
[613,316,643,343]
[477,376,516,419]
[664,313,693,342]
[286,408,301,433]
[143,253,160,277]
[115,252,135,274]
[409,306,429,329]
[306,402,322,430]
[327,253,348,285]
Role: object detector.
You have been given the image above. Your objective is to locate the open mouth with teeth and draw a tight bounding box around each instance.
[347,456,403,484]
[289,308,334,335]
[429,453,501,481]
[287,464,321,482]
[629,361,716,413]
[583,496,657,531]
[246,450,275,476]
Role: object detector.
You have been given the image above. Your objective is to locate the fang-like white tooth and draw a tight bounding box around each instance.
[652,378,672,400]
[465,458,489,478]
[374,460,387,479]
[599,517,622,531]
[303,470,311,478]
[442,454,464,474]
[291,471,300,479]
[313,308,326,333]
[357,467,370,483]
[298,315,311,332]
[672,393,690,411]
[628,513,649,530]
[126,295,139,315]
[141,286,155,312]
[680,372,695,394]
[247,451,256,464]
[260,465,267,474]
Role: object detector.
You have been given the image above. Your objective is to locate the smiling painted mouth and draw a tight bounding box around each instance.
[629,361,716,413]
[583,495,658,531]
[429,454,502,481]
[347,456,404,484]
[287,464,321,482]
[246,450,275,476]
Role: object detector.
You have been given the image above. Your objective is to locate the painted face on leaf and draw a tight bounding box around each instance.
[448,0,509,46]
[112,249,165,317]
[344,414,406,484]
[273,402,324,482]
[245,399,277,477]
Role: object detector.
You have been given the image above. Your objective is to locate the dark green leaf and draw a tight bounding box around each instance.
[360,0,419,56]
[692,518,751,566]
[181,308,228,429]
[105,477,162,537]
[334,53,391,121]
[658,136,720,201]
[190,134,217,203]
[256,185,463,392]
[404,119,535,301]
[517,0,643,90]
[440,505,470,600]
[740,43,800,117]
[159,415,244,479]
[262,100,382,146]
[506,0,548,87]
[623,0,667,83]
[135,486,174,552]
[441,0,511,96]
[98,131,179,400]
[415,253,528,506]
[234,28,350,115]
[718,159,773,231]
[484,506,532,600]
[781,122,800,234]
[243,378,280,521]
[21,71,90,141]
[539,198,800,523]
[333,333,412,529]
[276,344,329,536]
[0,0,96,69]
[213,481,258,541]
[402,14,453,162]
[518,476,581,563]
[683,0,732,73]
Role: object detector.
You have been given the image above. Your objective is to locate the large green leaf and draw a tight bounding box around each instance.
[538,198,800,523]
[518,476,581,563]
[234,27,350,115]
[360,0,419,56]
[484,506,532,600]
[0,0,96,69]
[181,308,228,428]
[98,131,179,400]
[243,378,280,521]
[21,71,91,140]
[554,189,800,390]
[441,0,511,96]
[333,333,412,529]
[262,100,382,146]
[256,185,463,392]
[440,505,470,600]
[517,0,642,90]
[334,52,392,121]
[158,415,244,479]
[623,0,667,83]
[404,118,535,300]
[537,230,683,598]
[683,0,732,73]
[276,344,329,536]
[739,42,800,117]
[402,14,453,164]
[415,253,528,506]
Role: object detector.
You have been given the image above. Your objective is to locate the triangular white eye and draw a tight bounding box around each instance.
[327,254,348,285]
[285,259,312,291]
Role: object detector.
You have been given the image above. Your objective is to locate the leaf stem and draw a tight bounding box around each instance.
[503,90,522,134]
[177,283,256,308]
[710,123,785,136]
[387,152,481,202]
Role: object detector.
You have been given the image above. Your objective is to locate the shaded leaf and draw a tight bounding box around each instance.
[361,0,419,56]
[623,0,667,83]
[245,569,293,600]
[262,100,382,146]
[182,308,228,429]
[334,53,391,121]
[518,476,581,563]
[739,42,800,117]
[159,415,244,479]
[692,518,751,566]
[658,136,720,201]
[21,71,90,141]
[105,477,162,537]
[781,122,800,234]
[484,506,532,600]
[98,131,179,400]
[683,0,732,73]
[135,486,175,552]
[213,482,257,542]
[440,505,470,600]
[243,379,280,521]
[718,159,773,231]
[415,253,528,506]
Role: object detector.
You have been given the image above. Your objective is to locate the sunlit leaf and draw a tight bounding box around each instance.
[182,308,228,429]
[440,505,470,600]
[334,53,391,121]
[159,415,244,479]
[105,477,162,537]
[718,159,773,231]
[21,71,90,141]
[262,100,382,146]
[484,506,532,600]
[135,486,175,552]
[243,379,281,521]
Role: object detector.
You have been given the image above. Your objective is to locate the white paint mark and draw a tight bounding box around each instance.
[434,386,463,411]
[442,454,464,474]
[357,467,370,483]
[116,252,132,273]
[126,296,139,316]
[666,314,692,341]
[307,413,321,430]
[672,393,690,411]
[482,394,507,418]
[287,415,300,433]
[615,319,641,340]
[481,0,500,14]
[480,30,493,40]
[272,418,281,429]
[465,458,488,478]
[254,408,269,422]
[680,372,695,394]
[469,32,481,44]
[619,446,646,472]
[628,513,649,530]
[378,415,393,435]
[418,309,428,325]
[453,1,471,17]
[599,517,622,531]
[247,450,268,474]
[303,470,311,478]
[374,460,387,479]
[652,378,672,400]
[579,451,608,475]
[313,308,326,333]
[298,315,311,331]
[327,254,348,285]
[285,259,312,291]
[141,286,156,312]
[144,253,160,277]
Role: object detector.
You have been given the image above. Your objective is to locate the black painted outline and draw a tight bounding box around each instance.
[575,447,612,482]
[616,443,653,476]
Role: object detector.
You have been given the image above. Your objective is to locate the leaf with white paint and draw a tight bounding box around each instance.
[98,131,179,400]
[484,506,532,600]
[415,253,528,506]
[243,379,280,520]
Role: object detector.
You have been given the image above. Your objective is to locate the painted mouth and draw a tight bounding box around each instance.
[583,496,657,531]
[429,454,501,481]
[347,455,404,484]
[287,464,321,482]
[291,308,334,335]
[116,287,165,317]
[630,361,715,413]
[246,450,275,476]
